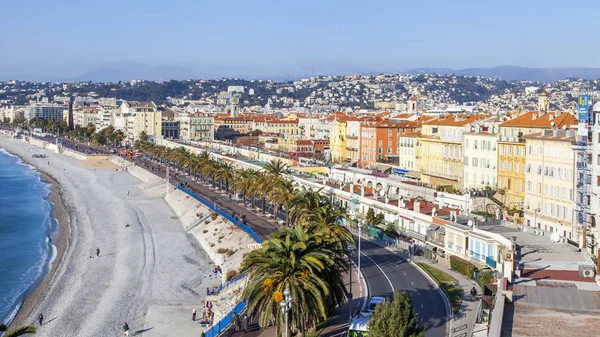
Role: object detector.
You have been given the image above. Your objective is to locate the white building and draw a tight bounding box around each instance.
[523,129,577,240]
[25,103,67,121]
[397,133,418,171]
[463,124,499,189]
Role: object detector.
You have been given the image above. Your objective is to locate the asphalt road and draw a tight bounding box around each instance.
[357,238,448,337]
[39,138,449,337]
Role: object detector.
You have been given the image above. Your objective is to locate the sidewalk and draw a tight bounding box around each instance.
[226,263,367,337]
[414,257,482,337]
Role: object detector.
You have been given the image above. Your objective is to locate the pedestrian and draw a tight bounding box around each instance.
[47,161,49,165]
[242,314,248,332]
[231,312,238,331]
[127,190,130,196]
[235,313,241,331]
[96,247,100,257]
[192,308,197,321]
[125,223,130,227]
[470,286,477,301]
[200,331,205,337]
[122,322,130,336]
[38,313,43,326]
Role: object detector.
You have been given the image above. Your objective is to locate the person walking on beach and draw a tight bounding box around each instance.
[470,286,477,301]
[96,247,100,257]
[127,190,130,196]
[122,322,130,336]
[38,313,43,326]
[192,308,196,321]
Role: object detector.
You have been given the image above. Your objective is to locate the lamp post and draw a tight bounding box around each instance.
[357,222,362,280]
[279,287,293,337]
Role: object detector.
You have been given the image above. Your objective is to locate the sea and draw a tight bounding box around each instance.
[0,149,57,324]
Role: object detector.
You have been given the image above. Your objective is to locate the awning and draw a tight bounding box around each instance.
[438,227,446,234]
[349,198,360,204]
[392,168,410,175]
[372,163,393,172]
[428,224,440,231]
[405,170,421,179]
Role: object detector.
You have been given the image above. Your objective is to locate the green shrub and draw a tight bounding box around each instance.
[478,270,494,288]
[449,255,476,279]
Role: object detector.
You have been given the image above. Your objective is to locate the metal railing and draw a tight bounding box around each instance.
[207,271,249,295]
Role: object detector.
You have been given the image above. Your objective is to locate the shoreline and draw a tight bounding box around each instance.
[4,151,71,328]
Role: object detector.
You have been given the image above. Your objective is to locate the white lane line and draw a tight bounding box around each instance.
[360,251,394,292]
[411,281,414,285]
[403,272,407,276]
[417,292,420,296]
[421,304,423,308]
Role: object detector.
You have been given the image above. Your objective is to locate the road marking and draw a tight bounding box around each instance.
[360,252,394,292]
[421,304,423,308]
[411,281,414,285]
[403,272,407,276]
[417,292,420,296]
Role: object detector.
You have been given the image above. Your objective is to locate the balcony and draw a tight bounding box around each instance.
[469,250,481,260]
[347,134,358,139]
[485,256,497,268]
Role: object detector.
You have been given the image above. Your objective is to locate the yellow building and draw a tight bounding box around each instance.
[419,114,484,190]
[497,110,576,210]
[120,101,162,141]
[265,119,300,138]
[330,117,349,163]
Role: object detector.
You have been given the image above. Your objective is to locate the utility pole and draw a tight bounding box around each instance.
[166,165,169,198]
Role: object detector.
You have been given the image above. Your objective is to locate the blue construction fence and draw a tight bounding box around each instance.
[204,301,247,337]
[176,185,263,243]
[207,270,249,295]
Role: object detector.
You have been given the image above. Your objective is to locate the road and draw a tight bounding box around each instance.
[38,137,449,337]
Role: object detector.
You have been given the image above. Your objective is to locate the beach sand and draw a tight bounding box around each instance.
[1,137,215,336]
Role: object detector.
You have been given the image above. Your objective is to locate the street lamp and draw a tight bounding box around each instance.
[357,222,362,280]
[280,287,293,337]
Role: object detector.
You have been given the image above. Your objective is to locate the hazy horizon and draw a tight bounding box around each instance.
[2,0,600,81]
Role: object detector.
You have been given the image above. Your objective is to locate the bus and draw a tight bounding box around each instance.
[348,312,370,337]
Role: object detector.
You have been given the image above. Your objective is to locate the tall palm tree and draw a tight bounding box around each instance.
[215,162,234,192]
[0,323,36,337]
[268,178,295,225]
[287,189,328,224]
[241,224,348,335]
[263,159,288,180]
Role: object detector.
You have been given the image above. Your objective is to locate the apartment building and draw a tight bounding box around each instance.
[118,101,162,141]
[497,110,577,209]
[463,124,499,190]
[419,114,484,189]
[25,103,67,121]
[523,129,577,241]
[397,132,419,172]
[177,113,214,141]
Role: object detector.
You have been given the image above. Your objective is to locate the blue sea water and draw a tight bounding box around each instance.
[0,149,57,324]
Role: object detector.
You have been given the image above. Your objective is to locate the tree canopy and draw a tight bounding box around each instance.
[368,291,425,337]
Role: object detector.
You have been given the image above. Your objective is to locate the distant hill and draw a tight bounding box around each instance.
[404,66,600,82]
[69,63,213,82]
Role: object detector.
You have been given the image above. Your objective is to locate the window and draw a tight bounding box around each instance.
[536,182,541,193]
[465,156,469,165]
[473,157,478,167]
[528,146,532,154]
[537,165,542,175]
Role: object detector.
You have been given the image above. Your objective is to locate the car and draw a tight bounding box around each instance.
[366,296,386,313]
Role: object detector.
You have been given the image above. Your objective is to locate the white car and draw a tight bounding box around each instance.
[366,296,386,313]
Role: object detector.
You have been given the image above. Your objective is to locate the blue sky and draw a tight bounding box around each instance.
[1,0,599,79]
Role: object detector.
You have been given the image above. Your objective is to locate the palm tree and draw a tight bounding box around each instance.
[263,159,288,180]
[0,323,36,337]
[287,189,328,224]
[268,178,295,225]
[215,162,234,192]
[241,224,348,335]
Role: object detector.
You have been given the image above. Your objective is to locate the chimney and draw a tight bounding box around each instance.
[432,207,437,217]
[438,196,444,209]
[414,201,421,214]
